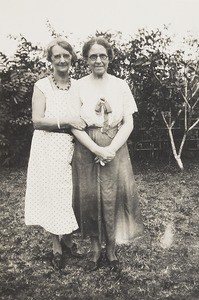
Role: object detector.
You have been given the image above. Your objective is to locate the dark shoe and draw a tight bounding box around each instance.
[85,253,104,272]
[51,252,63,270]
[109,259,120,272]
[105,254,121,272]
[61,240,83,258]
[85,260,99,272]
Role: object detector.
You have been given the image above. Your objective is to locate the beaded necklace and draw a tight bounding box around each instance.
[51,74,71,91]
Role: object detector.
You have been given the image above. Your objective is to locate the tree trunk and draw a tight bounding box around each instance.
[168,128,184,171]
[174,155,184,171]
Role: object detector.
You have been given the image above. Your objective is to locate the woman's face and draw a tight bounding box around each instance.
[87,44,109,77]
[51,45,72,74]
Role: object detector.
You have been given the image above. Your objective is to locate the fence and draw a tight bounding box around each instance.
[130,118,199,159]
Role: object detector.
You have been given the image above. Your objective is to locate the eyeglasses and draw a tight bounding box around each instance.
[88,54,108,61]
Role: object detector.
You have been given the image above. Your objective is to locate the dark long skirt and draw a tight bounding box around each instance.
[72,128,143,244]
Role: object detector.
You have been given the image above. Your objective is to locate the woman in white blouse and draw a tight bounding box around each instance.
[72,37,143,272]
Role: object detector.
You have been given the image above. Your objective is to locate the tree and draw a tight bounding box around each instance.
[161,62,199,170]
[125,27,199,169]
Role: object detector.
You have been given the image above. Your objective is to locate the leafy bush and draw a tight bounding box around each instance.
[0,36,48,166]
[0,29,198,166]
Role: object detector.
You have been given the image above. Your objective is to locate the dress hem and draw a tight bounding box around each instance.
[25,222,79,235]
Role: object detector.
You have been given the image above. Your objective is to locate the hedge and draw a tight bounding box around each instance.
[0,29,198,166]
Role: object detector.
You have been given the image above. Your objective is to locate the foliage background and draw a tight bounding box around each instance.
[0,28,199,166]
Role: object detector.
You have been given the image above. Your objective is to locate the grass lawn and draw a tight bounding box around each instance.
[0,159,198,300]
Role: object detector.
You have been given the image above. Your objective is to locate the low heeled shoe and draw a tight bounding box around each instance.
[105,254,121,272]
[85,253,104,272]
[60,239,83,258]
[109,259,120,272]
[85,260,99,272]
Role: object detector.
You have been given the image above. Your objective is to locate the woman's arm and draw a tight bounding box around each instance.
[109,114,134,152]
[72,114,133,162]
[94,114,134,164]
[71,128,115,161]
[32,86,85,131]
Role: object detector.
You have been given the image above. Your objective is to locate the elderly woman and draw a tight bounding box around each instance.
[72,37,143,272]
[25,37,85,269]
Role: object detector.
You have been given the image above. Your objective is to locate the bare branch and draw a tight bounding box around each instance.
[184,103,188,131]
[171,109,183,127]
[191,82,199,99]
[192,97,199,110]
[180,90,191,110]
[188,118,199,132]
[161,112,170,129]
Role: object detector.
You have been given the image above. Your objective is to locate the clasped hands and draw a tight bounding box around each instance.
[62,115,116,165]
[94,146,116,166]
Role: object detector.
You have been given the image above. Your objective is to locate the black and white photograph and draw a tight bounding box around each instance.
[0,0,198,299]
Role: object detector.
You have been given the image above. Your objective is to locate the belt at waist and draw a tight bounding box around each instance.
[86,125,119,139]
[48,128,72,135]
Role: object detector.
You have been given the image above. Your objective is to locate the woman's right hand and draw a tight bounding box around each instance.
[94,146,116,162]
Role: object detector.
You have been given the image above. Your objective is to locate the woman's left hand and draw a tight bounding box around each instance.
[94,157,106,165]
[94,146,116,165]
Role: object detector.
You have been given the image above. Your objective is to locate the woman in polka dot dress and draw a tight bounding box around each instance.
[25,37,86,269]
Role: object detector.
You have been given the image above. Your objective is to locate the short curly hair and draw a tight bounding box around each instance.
[82,37,114,61]
[46,37,77,63]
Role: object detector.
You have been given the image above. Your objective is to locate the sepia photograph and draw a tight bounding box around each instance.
[0,0,198,299]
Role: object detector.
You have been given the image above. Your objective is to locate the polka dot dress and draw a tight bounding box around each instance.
[25,77,79,235]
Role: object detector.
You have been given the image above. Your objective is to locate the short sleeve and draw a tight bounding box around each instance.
[34,78,48,95]
[122,80,138,115]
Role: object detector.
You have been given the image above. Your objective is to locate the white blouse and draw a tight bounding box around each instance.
[71,74,138,127]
